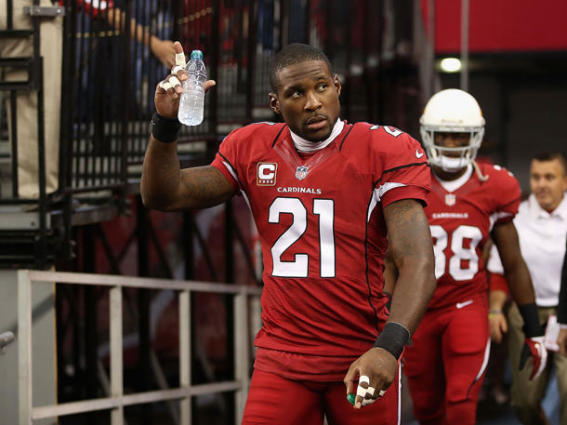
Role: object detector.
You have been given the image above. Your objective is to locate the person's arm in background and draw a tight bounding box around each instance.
[483,239,509,342]
[486,238,511,343]
[344,199,436,408]
[489,278,509,343]
[105,6,176,67]
[492,220,547,379]
[492,221,535,305]
[140,42,234,211]
[557,236,567,356]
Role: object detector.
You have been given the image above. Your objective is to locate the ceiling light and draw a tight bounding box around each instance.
[440,57,462,73]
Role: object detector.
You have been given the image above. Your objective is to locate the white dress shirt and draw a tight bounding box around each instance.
[488,193,567,306]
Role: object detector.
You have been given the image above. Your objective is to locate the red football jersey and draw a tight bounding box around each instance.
[211,121,430,379]
[425,163,521,309]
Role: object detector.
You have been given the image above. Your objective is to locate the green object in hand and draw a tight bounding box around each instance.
[347,393,356,405]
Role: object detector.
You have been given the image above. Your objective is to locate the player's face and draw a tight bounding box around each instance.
[530,159,567,212]
[433,132,470,157]
[269,60,341,142]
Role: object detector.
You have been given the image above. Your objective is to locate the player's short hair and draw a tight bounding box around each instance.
[532,152,567,175]
[270,43,333,92]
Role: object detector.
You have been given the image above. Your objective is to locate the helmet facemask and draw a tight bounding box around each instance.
[421,125,484,173]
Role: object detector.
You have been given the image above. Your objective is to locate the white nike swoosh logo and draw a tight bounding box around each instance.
[416,150,424,158]
[456,300,474,309]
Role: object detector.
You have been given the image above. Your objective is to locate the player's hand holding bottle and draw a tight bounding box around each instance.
[154,42,216,119]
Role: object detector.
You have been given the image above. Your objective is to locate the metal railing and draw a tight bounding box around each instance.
[16,269,262,425]
[1,0,423,270]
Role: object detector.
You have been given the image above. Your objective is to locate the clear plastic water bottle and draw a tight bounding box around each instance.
[178,50,207,126]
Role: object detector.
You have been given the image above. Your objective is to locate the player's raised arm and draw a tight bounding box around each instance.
[141,41,235,211]
[344,198,435,409]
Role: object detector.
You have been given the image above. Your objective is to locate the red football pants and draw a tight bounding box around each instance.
[403,299,490,425]
[242,368,400,425]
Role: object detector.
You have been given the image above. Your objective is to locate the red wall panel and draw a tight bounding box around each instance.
[421,0,567,53]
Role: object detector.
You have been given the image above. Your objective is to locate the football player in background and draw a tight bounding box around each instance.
[388,89,545,425]
[142,42,437,424]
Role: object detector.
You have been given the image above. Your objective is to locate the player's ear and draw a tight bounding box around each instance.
[269,92,280,115]
[333,74,341,96]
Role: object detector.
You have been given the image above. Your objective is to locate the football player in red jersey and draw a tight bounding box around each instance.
[392,89,546,425]
[142,41,437,424]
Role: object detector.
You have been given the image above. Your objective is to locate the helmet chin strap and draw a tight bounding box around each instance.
[437,155,468,173]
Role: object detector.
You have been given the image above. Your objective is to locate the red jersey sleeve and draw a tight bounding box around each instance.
[372,128,431,207]
[210,122,285,192]
[489,272,509,294]
[210,129,244,191]
[486,164,522,226]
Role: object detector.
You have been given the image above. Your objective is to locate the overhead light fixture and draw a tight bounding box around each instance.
[440,57,462,73]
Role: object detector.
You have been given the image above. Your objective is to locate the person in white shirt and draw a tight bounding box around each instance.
[488,152,567,425]
[557,236,567,356]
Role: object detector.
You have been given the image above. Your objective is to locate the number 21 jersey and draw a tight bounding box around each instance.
[211,120,430,379]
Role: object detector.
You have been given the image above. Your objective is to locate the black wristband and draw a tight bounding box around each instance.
[518,303,543,337]
[151,112,181,143]
[374,322,411,360]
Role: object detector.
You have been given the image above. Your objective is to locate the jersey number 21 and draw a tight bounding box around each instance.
[269,197,335,278]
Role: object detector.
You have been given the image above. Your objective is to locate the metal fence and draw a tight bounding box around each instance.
[0,0,422,265]
[16,269,262,425]
[2,0,420,199]
[58,0,215,192]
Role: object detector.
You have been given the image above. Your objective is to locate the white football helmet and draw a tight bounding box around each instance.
[420,89,485,172]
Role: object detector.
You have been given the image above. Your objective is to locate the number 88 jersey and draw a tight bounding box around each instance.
[425,162,521,309]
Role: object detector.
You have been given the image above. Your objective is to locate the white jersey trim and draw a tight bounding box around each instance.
[222,160,239,186]
[377,182,407,201]
[240,189,255,219]
[289,119,344,153]
[434,164,473,192]
[474,337,491,383]
[221,160,257,224]
[367,182,407,222]
[489,211,513,231]
[397,364,402,425]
